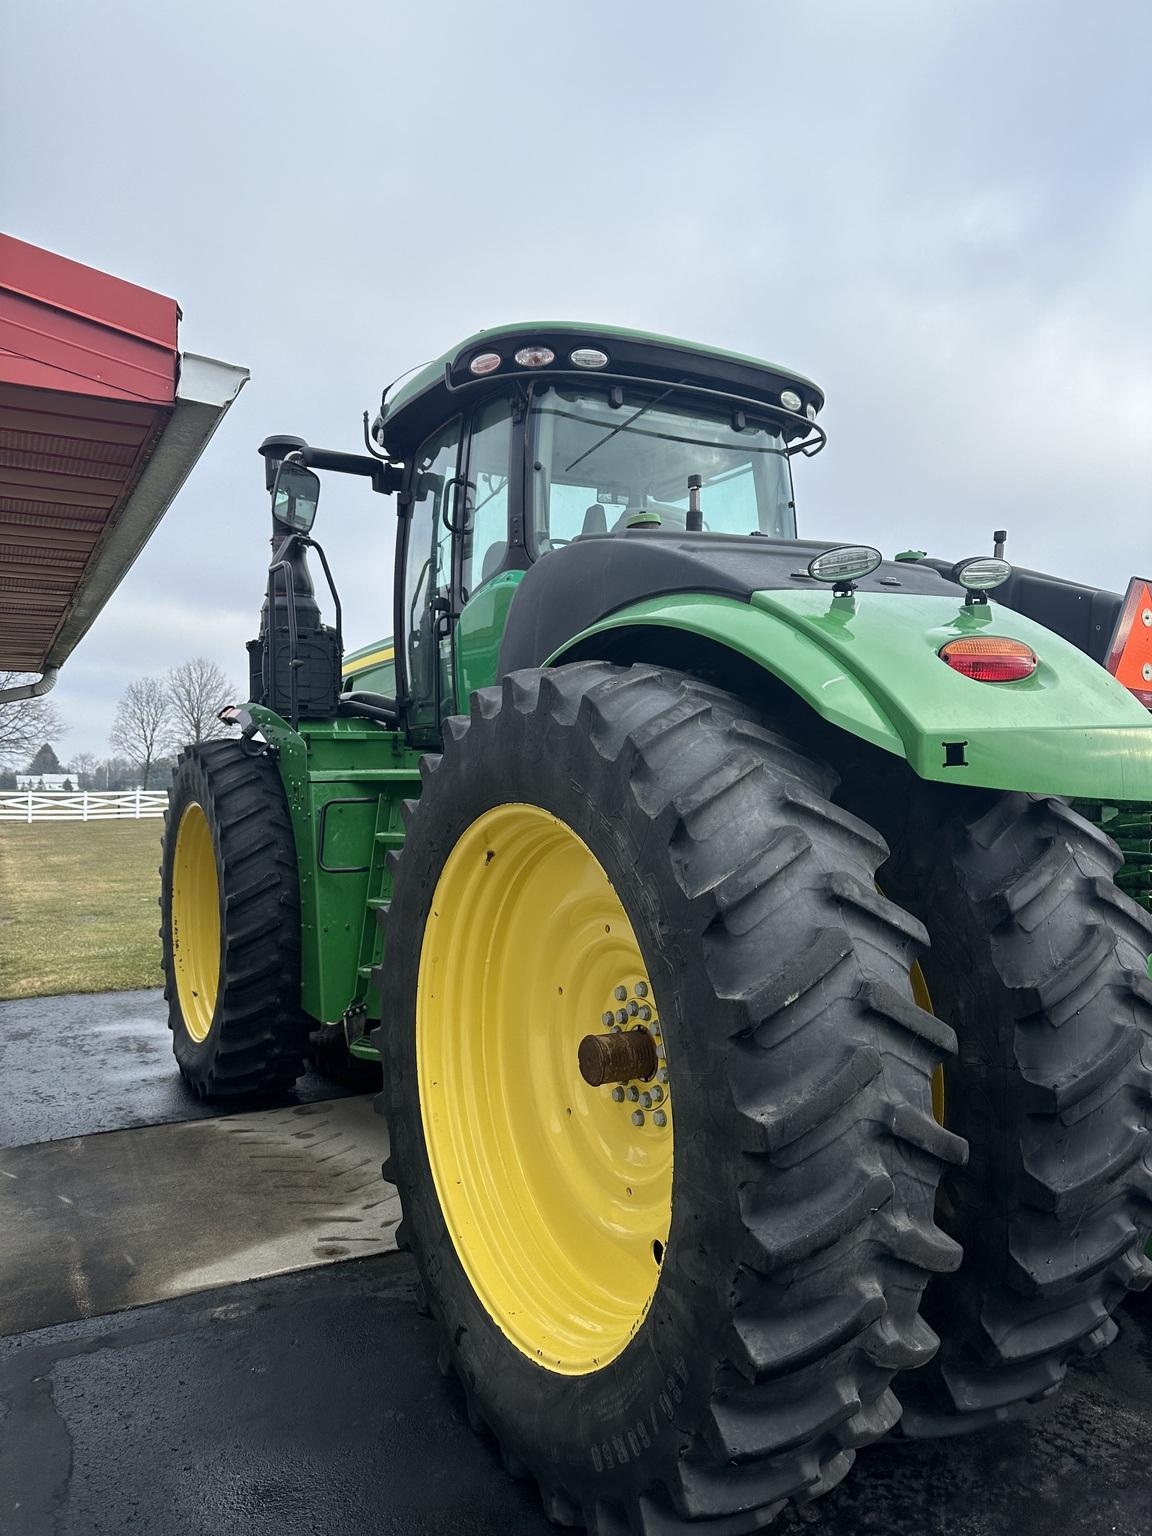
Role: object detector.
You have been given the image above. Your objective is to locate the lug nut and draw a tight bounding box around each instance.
[627,1085,640,1101]
[631,1110,645,1126]
[628,1000,640,1016]
[638,1005,651,1021]
[641,1091,652,1108]
[651,1086,664,1103]
[614,985,628,1001]
[611,1086,625,1103]
[658,1068,669,1082]
[601,1011,614,1027]
[653,1110,668,1128]
[635,981,649,997]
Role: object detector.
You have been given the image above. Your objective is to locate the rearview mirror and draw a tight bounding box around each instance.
[271,459,320,534]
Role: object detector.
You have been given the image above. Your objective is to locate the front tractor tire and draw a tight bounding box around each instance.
[160,740,310,1100]
[377,664,966,1533]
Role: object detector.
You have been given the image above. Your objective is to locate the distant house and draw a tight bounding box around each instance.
[16,774,71,791]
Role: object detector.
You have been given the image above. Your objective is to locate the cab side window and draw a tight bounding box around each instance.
[462,398,513,596]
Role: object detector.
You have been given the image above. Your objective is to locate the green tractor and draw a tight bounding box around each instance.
[159,324,1152,1532]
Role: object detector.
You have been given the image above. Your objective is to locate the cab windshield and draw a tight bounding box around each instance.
[529,385,796,552]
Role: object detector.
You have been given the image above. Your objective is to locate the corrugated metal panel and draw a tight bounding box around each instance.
[0,235,177,346]
[0,384,168,672]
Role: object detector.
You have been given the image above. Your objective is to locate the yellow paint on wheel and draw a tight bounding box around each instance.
[911,960,946,1126]
[171,802,221,1044]
[417,803,672,1376]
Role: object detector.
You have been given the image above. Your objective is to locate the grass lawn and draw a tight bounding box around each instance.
[0,819,164,999]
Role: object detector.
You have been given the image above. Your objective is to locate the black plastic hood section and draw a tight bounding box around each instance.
[919,556,1123,663]
[974,565,1121,665]
[497,532,959,675]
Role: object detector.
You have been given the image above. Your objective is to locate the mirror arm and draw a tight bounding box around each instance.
[301,445,402,493]
[257,435,401,494]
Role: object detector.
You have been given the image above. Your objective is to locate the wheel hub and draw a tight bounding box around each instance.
[577,1019,658,1086]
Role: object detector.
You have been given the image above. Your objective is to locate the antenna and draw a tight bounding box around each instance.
[363,410,389,462]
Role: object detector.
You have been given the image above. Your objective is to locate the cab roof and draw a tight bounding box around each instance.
[374,321,825,455]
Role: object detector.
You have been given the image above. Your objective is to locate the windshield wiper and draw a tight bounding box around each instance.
[562,380,685,475]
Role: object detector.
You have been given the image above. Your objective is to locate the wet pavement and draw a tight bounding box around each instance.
[2,988,1151,1535]
[0,1097,398,1334]
[0,989,356,1148]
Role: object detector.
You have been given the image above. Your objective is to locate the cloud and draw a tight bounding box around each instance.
[3,0,1150,754]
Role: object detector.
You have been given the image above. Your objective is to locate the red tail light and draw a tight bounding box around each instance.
[939,636,1037,682]
[1104,577,1152,710]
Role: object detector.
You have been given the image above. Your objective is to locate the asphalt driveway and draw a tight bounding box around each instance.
[2,989,1150,1536]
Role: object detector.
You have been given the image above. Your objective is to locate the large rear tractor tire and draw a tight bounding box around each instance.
[876,786,1152,1435]
[377,664,966,1533]
[160,740,310,1100]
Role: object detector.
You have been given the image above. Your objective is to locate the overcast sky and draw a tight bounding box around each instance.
[3,0,1150,759]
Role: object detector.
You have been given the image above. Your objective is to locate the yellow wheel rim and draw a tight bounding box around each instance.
[171,801,221,1044]
[417,802,673,1375]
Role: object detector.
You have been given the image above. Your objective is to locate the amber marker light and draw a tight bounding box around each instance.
[939,636,1037,683]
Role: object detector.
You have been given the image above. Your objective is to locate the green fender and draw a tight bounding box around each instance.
[546,589,1152,801]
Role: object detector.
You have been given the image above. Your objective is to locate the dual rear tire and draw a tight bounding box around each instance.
[872,783,1152,1433]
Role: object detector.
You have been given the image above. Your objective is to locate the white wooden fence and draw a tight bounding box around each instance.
[0,790,168,823]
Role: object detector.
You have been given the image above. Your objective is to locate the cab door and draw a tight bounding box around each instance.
[398,396,519,746]
[400,416,462,744]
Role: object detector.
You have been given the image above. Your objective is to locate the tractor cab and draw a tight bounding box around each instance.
[368,326,832,744]
[254,324,829,742]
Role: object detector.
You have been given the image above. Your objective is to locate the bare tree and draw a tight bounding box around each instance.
[0,673,66,767]
[109,676,173,789]
[166,657,238,745]
[92,755,138,790]
[68,751,98,789]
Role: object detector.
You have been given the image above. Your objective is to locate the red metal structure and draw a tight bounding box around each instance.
[0,233,246,684]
